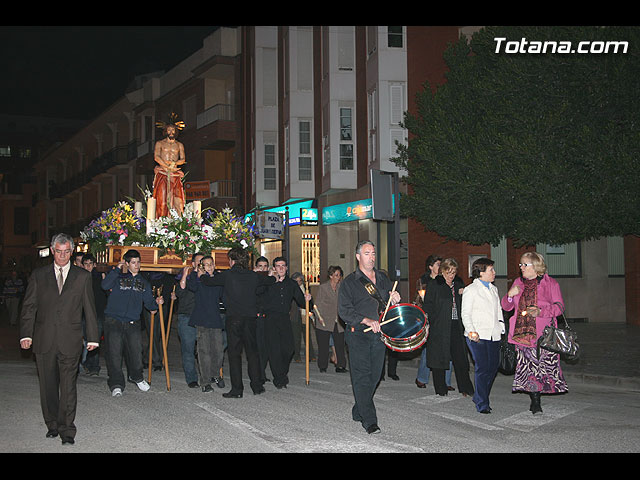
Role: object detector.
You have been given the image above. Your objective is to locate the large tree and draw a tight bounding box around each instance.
[395,26,640,247]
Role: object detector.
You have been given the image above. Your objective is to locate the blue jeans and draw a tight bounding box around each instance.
[466,338,500,412]
[416,346,452,385]
[177,314,198,385]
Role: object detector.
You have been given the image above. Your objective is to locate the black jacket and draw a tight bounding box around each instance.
[424,275,468,370]
[260,275,307,316]
[200,264,275,317]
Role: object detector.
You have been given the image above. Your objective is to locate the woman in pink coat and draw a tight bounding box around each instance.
[501,252,568,414]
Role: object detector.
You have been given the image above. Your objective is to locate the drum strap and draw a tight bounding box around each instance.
[359,276,386,315]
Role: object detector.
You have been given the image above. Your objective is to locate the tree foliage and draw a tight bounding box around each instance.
[394,26,640,246]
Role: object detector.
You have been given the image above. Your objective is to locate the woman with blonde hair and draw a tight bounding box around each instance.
[501,252,568,414]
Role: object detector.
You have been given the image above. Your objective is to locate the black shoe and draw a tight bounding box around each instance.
[61,436,75,445]
[46,429,58,438]
[415,379,427,388]
[319,368,327,372]
[153,366,162,372]
[389,374,400,381]
[201,384,213,393]
[366,424,381,434]
[212,376,225,389]
[335,367,348,373]
[188,381,199,388]
[479,409,491,414]
[253,387,266,395]
[222,391,243,398]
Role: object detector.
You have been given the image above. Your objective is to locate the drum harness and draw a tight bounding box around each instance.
[359,276,386,339]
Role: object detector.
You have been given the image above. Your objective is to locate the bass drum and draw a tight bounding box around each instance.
[379,303,429,352]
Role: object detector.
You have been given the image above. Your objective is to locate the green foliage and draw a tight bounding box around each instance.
[394,26,640,246]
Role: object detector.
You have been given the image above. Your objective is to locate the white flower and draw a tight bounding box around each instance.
[240,239,248,249]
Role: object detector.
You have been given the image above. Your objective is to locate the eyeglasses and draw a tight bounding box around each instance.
[519,263,533,267]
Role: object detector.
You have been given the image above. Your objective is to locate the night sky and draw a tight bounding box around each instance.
[0,26,221,120]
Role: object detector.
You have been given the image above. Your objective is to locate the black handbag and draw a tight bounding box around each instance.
[536,302,580,360]
[498,333,517,375]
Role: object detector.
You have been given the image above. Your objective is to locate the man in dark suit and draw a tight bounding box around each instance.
[20,233,99,445]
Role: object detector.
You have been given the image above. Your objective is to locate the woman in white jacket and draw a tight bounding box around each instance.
[461,258,504,414]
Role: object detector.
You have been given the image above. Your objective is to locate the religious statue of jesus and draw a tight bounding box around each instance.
[153,113,186,218]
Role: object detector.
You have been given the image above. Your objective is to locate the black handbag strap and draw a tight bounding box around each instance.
[553,301,570,329]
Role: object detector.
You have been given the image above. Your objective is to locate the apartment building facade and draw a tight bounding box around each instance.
[32,28,243,262]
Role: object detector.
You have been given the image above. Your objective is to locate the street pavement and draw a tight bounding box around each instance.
[1,318,639,454]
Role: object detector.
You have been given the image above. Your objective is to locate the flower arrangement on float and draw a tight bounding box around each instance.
[80,201,147,254]
[81,201,257,262]
[147,205,257,258]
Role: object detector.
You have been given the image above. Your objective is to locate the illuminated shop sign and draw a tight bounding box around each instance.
[322,199,373,225]
[322,196,397,226]
[244,200,313,226]
[301,208,318,226]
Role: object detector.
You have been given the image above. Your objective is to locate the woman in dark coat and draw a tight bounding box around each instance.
[423,258,474,397]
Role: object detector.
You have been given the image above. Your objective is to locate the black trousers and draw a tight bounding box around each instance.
[432,323,474,396]
[345,328,386,429]
[315,325,346,370]
[225,315,262,394]
[35,348,81,439]
[264,313,295,387]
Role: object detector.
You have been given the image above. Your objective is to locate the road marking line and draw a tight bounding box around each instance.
[426,411,505,431]
[496,402,589,432]
[195,402,287,452]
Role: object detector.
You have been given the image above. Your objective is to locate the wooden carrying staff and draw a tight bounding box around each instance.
[305,280,310,386]
[147,287,171,390]
[164,285,176,350]
[364,280,398,333]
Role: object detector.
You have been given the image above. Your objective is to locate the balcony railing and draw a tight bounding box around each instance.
[48,142,137,199]
[196,104,234,129]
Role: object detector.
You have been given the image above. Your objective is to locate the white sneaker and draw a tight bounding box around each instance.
[136,380,150,392]
[112,388,123,397]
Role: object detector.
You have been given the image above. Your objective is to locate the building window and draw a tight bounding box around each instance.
[299,157,312,181]
[299,121,312,181]
[368,90,377,164]
[388,26,403,48]
[340,144,353,170]
[284,124,290,186]
[340,107,353,170]
[340,108,352,141]
[264,144,276,190]
[390,84,404,125]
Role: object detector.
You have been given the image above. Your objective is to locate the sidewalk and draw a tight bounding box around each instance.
[557,322,640,391]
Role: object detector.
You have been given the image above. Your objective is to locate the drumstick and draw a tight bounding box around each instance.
[364,315,401,332]
[364,280,397,333]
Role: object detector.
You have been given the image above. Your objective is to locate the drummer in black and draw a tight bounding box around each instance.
[338,240,400,434]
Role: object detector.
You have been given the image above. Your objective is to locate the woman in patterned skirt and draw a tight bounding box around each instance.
[501,252,568,414]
